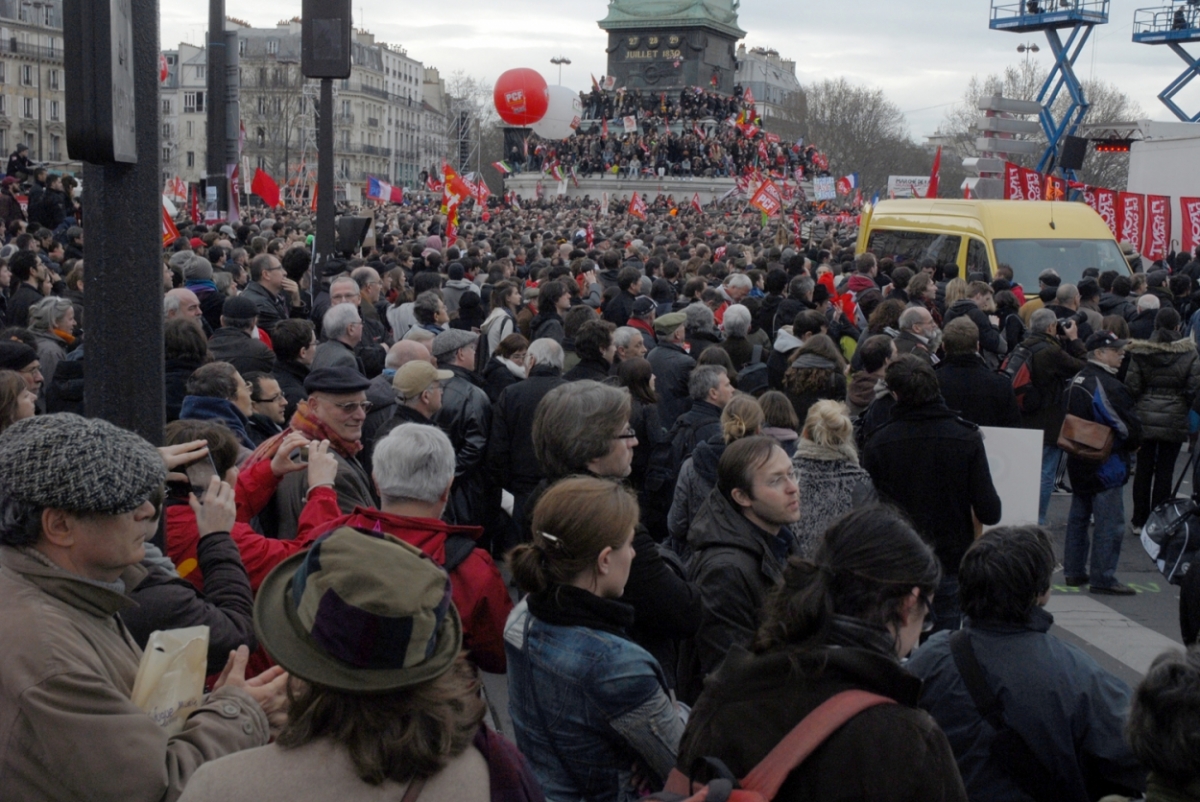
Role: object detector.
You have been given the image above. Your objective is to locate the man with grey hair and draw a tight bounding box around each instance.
[613,325,648,365]
[164,287,204,327]
[296,422,512,674]
[332,272,387,378]
[312,303,365,375]
[1046,282,1094,342]
[430,328,493,528]
[1018,306,1086,525]
[685,301,721,360]
[895,305,939,366]
[486,337,567,537]
[361,340,438,458]
[1130,293,1161,340]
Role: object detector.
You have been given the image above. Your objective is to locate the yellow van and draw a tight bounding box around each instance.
[855,199,1131,290]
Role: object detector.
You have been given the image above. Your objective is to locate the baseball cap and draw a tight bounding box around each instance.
[393,361,453,400]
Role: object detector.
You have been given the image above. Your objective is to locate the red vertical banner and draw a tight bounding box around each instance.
[1022,168,1042,201]
[1094,188,1118,236]
[1143,195,1171,263]
[1004,162,1025,200]
[1082,185,1097,212]
[1181,197,1200,255]
[1118,192,1146,253]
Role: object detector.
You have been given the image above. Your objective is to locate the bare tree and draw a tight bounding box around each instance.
[938,62,1143,192]
[801,78,931,193]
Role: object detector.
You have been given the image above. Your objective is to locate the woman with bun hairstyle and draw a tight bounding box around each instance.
[676,505,966,802]
[791,400,876,557]
[667,394,765,551]
[505,476,684,802]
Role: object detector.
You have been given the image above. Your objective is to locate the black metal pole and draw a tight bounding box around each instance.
[315,77,334,267]
[206,0,226,198]
[81,0,163,444]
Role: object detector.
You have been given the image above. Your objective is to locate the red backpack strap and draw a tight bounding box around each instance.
[740,690,896,799]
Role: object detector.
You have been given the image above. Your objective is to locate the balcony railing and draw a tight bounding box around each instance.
[1,38,61,61]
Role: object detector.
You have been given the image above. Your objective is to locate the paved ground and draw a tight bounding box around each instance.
[1040,451,1190,689]
[481,452,1196,735]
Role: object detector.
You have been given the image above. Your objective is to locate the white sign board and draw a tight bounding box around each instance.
[888,175,932,199]
[813,176,837,201]
[979,426,1043,529]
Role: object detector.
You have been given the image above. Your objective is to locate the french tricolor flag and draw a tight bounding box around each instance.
[366,176,403,204]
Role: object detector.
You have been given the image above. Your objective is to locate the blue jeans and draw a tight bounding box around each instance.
[1064,486,1125,587]
[1039,445,1062,526]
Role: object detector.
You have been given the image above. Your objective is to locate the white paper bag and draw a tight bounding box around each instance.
[130,626,210,736]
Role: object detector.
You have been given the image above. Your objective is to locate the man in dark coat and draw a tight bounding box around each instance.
[1018,308,1086,526]
[681,437,801,703]
[909,527,1145,802]
[269,319,315,423]
[430,329,493,529]
[1063,331,1142,595]
[239,253,291,334]
[1129,294,1161,340]
[0,177,26,230]
[563,318,616,382]
[863,355,1002,632]
[646,311,694,424]
[941,281,1007,368]
[485,338,567,537]
[602,266,643,327]
[936,317,1019,428]
[206,296,275,377]
[7,250,46,328]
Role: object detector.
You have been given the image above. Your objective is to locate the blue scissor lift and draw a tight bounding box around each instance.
[989,0,1110,180]
[1133,2,1200,122]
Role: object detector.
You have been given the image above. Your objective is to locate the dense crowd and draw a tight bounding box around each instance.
[512,86,821,180]
[2,170,1200,802]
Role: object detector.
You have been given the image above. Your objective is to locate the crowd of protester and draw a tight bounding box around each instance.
[510,85,822,180]
[3,169,1200,802]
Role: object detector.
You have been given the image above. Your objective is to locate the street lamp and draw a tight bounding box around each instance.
[22,0,52,164]
[1017,42,1040,69]
[550,56,571,86]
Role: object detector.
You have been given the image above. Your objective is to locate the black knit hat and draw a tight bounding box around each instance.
[0,414,165,514]
[0,341,37,372]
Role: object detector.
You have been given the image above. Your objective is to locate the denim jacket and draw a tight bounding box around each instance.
[504,596,684,802]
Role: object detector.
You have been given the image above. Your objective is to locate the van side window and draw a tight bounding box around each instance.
[866,230,961,270]
[967,239,992,279]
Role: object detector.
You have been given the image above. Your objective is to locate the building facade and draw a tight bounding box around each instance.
[161,18,453,203]
[0,0,67,168]
[734,44,802,121]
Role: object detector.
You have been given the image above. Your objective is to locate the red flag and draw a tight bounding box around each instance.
[442,162,472,206]
[250,168,281,208]
[586,222,594,248]
[162,202,180,247]
[749,180,783,217]
[602,117,609,137]
[1094,188,1118,235]
[1118,192,1146,253]
[1022,167,1042,202]
[1182,197,1200,255]
[159,53,169,83]
[743,87,755,107]
[310,184,318,213]
[188,184,201,224]
[691,193,704,215]
[629,192,647,220]
[926,146,942,200]
[1144,195,1172,262]
[1004,163,1025,200]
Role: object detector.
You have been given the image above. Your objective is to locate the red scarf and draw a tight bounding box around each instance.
[243,400,362,472]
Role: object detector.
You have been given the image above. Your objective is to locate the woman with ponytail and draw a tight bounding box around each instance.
[666,394,765,551]
[505,476,685,802]
[676,505,967,802]
[791,399,876,558]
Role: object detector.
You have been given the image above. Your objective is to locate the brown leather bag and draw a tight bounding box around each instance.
[1058,412,1115,462]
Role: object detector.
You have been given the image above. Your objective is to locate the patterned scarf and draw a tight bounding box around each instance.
[242,399,362,472]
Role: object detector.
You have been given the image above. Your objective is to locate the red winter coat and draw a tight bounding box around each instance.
[166,459,343,593]
[294,499,514,674]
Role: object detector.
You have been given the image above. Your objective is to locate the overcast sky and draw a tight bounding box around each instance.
[161,0,1193,139]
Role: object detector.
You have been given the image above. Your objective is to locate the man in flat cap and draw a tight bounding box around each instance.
[0,414,280,801]
[249,366,378,538]
[430,329,493,529]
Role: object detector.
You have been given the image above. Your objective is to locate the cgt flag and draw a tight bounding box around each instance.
[1182,197,1200,255]
[162,201,180,247]
[629,192,647,220]
[1118,192,1146,254]
[1144,195,1171,263]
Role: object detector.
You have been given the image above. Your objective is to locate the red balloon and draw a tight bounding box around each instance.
[493,68,549,127]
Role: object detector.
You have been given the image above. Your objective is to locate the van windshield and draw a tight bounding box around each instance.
[992,239,1127,291]
[866,230,961,269]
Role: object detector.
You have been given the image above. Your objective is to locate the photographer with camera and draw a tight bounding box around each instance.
[1046,284,1095,343]
[1016,308,1087,525]
[5,144,32,181]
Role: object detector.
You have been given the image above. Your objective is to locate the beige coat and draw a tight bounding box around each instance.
[0,546,269,802]
[177,738,491,802]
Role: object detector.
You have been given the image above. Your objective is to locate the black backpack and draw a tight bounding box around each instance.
[736,344,769,396]
[640,413,706,539]
[1000,340,1051,415]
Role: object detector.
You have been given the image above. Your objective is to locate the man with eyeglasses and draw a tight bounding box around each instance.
[681,435,802,703]
[244,372,288,445]
[430,329,493,530]
[863,355,1001,634]
[256,367,377,539]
